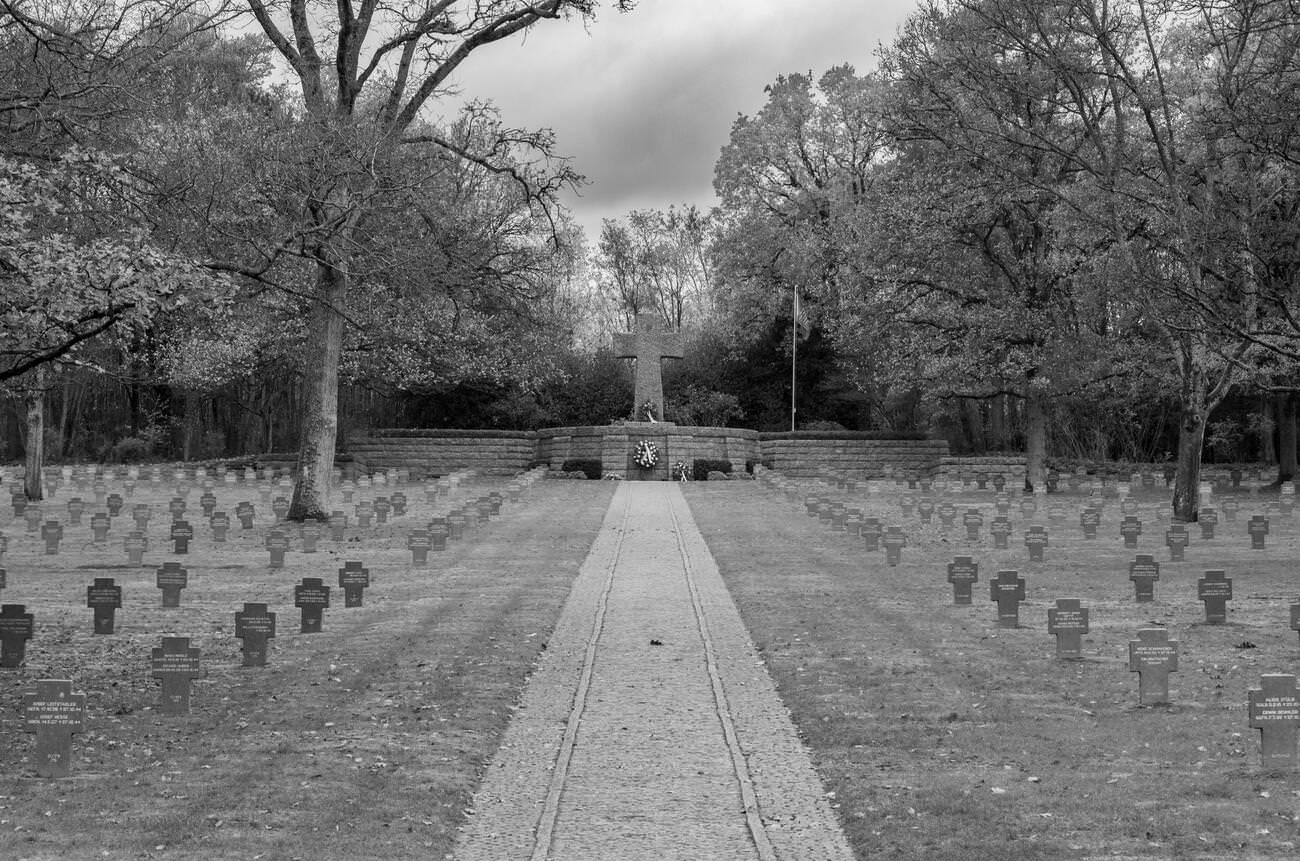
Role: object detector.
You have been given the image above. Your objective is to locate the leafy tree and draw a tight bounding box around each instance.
[220,0,632,519]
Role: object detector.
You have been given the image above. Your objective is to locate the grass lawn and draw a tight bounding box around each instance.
[687,479,1300,861]
[1,476,615,861]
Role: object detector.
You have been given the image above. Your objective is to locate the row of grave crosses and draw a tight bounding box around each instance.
[762,467,1300,770]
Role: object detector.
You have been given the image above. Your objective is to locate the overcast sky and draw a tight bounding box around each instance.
[441,0,921,243]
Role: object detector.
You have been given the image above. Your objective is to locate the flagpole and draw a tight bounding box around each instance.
[791,289,798,432]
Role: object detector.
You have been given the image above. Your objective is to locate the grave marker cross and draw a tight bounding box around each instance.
[1197,569,1233,624]
[1128,628,1178,706]
[1047,598,1090,660]
[990,570,1026,628]
[1249,674,1300,770]
[23,679,87,777]
[151,636,201,714]
[0,603,34,667]
[613,312,684,421]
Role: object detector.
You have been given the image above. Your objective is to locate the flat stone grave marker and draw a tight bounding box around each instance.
[124,530,148,566]
[236,501,256,529]
[947,556,979,604]
[391,491,407,516]
[1047,598,1090,660]
[86,577,122,634]
[1199,507,1218,539]
[23,679,87,777]
[235,602,276,667]
[1024,525,1048,562]
[963,509,983,540]
[168,497,186,521]
[210,512,230,542]
[24,505,42,532]
[1079,507,1100,538]
[1,603,34,667]
[990,516,1012,549]
[41,520,63,555]
[300,521,321,553]
[328,511,347,541]
[1248,515,1269,549]
[916,497,935,524]
[338,561,371,607]
[408,529,431,567]
[200,491,217,517]
[1129,554,1160,602]
[294,577,331,632]
[1249,674,1300,770]
[1166,523,1189,561]
[936,501,957,529]
[132,503,151,531]
[151,636,201,715]
[355,501,374,528]
[1121,516,1142,548]
[156,562,188,607]
[265,530,289,568]
[1198,569,1233,624]
[66,497,85,525]
[882,526,907,565]
[90,512,110,543]
[170,519,194,554]
[448,511,467,540]
[899,493,916,517]
[1129,627,1178,706]
[990,570,1026,628]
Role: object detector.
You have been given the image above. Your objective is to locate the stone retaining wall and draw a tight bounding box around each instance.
[348,427,967,480]
[347,430,535,477]
[759,433,952,479]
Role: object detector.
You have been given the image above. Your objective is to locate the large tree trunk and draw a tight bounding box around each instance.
[288,263,347,521]
[1171,403,1207,522]
[1024,388,1047,492]
[1261,394,1276,465]
[989,392,1006,450]
[1277,393,1296,483]
[23,367,45,501]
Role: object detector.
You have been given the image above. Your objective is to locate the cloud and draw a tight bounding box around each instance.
[443,0,919,238]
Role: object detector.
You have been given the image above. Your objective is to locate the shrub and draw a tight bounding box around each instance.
[561,458,602,480]
[693,458,733,481]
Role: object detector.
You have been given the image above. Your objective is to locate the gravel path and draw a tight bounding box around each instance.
[451,482,854,861]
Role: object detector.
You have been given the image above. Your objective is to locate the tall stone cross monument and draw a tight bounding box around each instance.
[614,313,684,422]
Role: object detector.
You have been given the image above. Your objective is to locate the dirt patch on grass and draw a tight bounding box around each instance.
[687,482,1300,861]
[1,478,615,861]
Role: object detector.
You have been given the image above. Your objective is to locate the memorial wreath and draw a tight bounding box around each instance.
[633,439,659,469]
